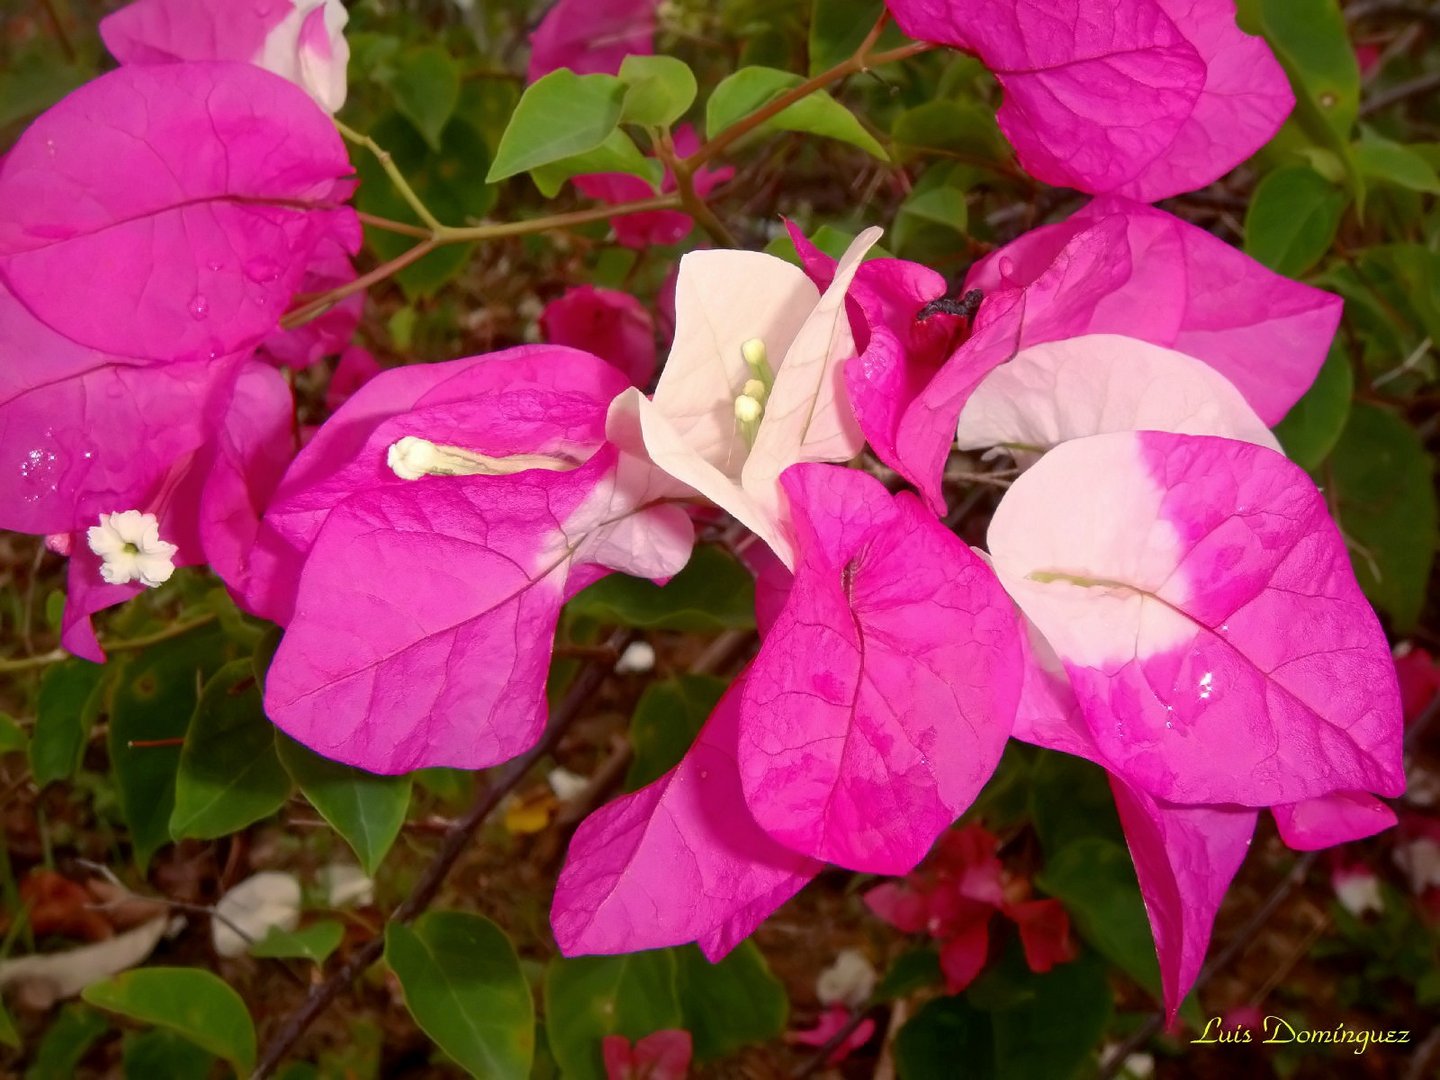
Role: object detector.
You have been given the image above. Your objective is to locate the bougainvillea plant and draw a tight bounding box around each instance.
[2,0,1435,1075]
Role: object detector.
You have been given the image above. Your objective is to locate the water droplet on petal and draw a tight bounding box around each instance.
[188,294,209,320]
[207,259,224,272]
[243,256,281,284]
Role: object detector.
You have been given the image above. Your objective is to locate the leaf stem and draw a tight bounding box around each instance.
[335,119,446,233]
[0,613,219,673]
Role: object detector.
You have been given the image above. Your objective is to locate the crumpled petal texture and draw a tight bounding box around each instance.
[738,464,1022,873]
[552,673,822,959]
[1272,791,1398,851]
[541,285,657,388]
[884,0,1291,201]
[991,431,1404,807]
[0,62,353,364]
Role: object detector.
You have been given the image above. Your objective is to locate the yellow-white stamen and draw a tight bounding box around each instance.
[741,338,774,393]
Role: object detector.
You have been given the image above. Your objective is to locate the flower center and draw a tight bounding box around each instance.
[386,436,578,480]
[735,339,773,446]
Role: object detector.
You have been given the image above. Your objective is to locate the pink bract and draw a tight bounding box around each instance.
[738,464,1023,873]
[841,196,1341,511]
[990,431,1404,807]
[601,1030,692,1080]
[101,0,351,112]
[1271,792,1398,851]
[540,285,657,387]
[552,672,823,959]
[259,227,364,371]
[259,346,692,773]
[324,346,383,414]
[573,126,734,249]
[527,0,659,81]
[884,0,1292,201]
[0,62,354,365]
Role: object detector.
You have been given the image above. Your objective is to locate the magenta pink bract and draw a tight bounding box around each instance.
[257,346,693,774]
[540,285,657,387]
[884,0,1292,201]
[527,0,659,81]
[552,672,822,959]
[840,197,1341,511]
[0,62,353,364]
[737,464,1023,873]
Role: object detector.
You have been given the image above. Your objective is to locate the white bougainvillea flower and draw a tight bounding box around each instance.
[85,511,178,588]
[606,228,882,566]
[955,334,1280,464]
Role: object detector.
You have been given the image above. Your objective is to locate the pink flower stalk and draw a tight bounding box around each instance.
[786,1005,876,1065]
[541,285,658,388]
[528,0,660,82]
[864,824,1075,992]
[601,1030,692,1080]
[574,126,735,249]
[814,197,1341,512]
[253,345,693,774]
[101,0,351,113]
[884,0,1292,201]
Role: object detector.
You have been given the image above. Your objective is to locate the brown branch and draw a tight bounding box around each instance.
[1360,71,1440,117]
[250,629,635,1079]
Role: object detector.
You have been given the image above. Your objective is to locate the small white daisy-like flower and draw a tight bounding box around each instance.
[86,510,178,588]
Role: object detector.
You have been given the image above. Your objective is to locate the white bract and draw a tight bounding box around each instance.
[606,228,882,566]
[258,0,351,114]
[86,510,178,587]
[213,871,302,958]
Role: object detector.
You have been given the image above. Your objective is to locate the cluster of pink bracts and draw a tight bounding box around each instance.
[0,0,1404,1021]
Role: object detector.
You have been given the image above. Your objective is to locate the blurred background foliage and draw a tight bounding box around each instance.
[1,0,1439,1076]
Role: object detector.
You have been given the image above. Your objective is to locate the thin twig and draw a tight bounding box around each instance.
[1360,71,1440,118]
[0,613,221,673]
[250,630,635,1079]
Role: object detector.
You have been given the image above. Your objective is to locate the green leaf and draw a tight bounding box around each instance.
[891,100,1006,164]
[568,545,756,632]
[109,624,235,869]
[25,1003,108,1080]
[706,66,888,160]
[385,912,534,1079]
[83,968,257,1078]
[676,942,788,1060]
[170,660,290,840]
[122,1030,215,1080]
[1035,838,1161,999]
[30,658,105,785]
[625,675,728,791]
[1244,165,1348,277]
[988,951,1112,1079]
[277,736,412,875]
[618,55,698,127]
[0,713,27,755]
[1354,133,1440,195]
[251,920,345,965]
[1253,0,1360,139]
[1272,342,1353,470]
[391,45,461,149]
[1029,750,1124,856]
[892,184,969,263]
[1330,402,1438,631]
[875,948,943,1001]
[488,70,627,182]
[809,0,891,74]
[894,996,994,1080]
[528,128,664,199]
[0,997,16,1049]
[543,952,682,1080]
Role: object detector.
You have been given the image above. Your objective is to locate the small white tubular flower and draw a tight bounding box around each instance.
[86,511,177,588]
[387,436,577,480]
[816,948,877,1009]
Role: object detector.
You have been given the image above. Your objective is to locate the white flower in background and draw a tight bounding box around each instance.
[1394,837,1440,894]
[1332,865,1384,918]
[548,767,590,802]
[614,641,656,675]
[320,863,375,908]
[815,947,876,1009]
[86,510,178,587]
[212,871,302,958]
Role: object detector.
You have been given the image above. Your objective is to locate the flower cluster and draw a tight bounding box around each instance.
[1,0,1403,1027]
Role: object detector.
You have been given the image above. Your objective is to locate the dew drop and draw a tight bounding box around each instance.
[188,294,209,321]
[243,256,281,284]
[206,259,224,272]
